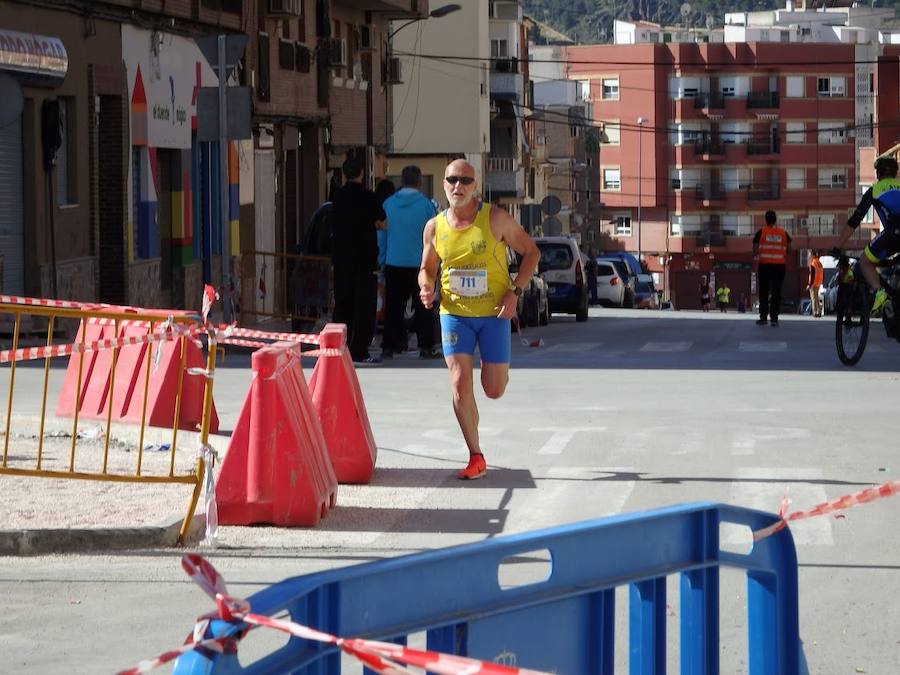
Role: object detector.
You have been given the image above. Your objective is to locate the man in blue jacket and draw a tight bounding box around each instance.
[382,165,439,358]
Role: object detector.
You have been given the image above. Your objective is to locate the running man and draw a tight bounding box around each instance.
[418,159,540,479]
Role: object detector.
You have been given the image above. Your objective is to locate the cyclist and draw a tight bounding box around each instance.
[833,155,900,314]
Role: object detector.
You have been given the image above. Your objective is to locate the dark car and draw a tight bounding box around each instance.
[508,249,550,328]
[633,274,659,309]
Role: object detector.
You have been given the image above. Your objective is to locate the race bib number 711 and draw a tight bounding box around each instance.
[449,269,488,297]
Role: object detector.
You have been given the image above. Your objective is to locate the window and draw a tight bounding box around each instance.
[786,75,804,98]
[601,77,619,100]
[818,167,847,189]
[670,168,681,190]
[671,167,700,190]
[674,124,704,146]
[720,167,750,191]
[817,76,845,97]
[719,122,749,144]
[786,168,806,190]
[56,97,76,206]
[614,215,632,236]
[722,214,751,236]
[577,79,591,101]
[670,216,682,236]
[785,121,805,144]
[490,39,508,58]
[669,75,702,99]
[600,121,620,144]
[817,121,846,145]
[718,76,748,98]
[603,168,621,190]
[860,184,874,223]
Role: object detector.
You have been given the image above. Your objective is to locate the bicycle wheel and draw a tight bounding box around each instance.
[835,281,870,365]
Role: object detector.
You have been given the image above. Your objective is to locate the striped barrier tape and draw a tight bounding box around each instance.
[752,478,900,542]
[0,323,202,364]
[218,338,344,359]
[218,325,321,345]
[118,554,552,675]
[0,294,102,309]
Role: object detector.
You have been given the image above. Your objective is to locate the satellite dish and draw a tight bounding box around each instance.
[680,2,692,17]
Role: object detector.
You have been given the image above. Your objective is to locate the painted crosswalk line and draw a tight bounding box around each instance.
[640,341,692,352]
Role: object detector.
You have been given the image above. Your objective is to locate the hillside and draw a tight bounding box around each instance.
[522,0,898,44]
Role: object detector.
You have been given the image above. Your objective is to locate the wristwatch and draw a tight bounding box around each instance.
[512,286,523,297]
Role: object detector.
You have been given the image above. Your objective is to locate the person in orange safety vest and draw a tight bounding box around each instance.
[752,210,792,327]
[807,250,825,318]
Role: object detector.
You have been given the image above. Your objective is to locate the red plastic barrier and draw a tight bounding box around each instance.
[216,341,337,526]
[308,323,377,484]
[55,313,219,432]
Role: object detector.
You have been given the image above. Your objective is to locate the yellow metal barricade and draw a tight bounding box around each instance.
[239,250,332,326]
[0,302,217,545]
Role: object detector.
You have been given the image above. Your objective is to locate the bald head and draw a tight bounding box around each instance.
[445,159,475,179]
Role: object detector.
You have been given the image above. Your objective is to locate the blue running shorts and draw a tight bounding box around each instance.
[439,314,511,364]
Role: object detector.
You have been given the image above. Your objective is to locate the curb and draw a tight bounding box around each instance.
[0,515,207,556]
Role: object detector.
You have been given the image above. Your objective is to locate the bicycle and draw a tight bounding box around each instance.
[834,254,900,365]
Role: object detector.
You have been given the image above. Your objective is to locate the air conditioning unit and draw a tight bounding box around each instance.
[328,38,347,68]
[385,56,402,84]
[268,0,301,16]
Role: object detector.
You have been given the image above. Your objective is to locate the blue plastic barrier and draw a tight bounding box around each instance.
[175,502,799,674]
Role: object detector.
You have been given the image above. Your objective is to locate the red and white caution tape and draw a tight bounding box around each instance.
[0,324,200,364]
[752,478,900,542]
[0,294,100,309]
[118,554,552,675]
[219,325,321,345]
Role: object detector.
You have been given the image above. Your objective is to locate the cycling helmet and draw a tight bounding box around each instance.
[874,155,898,178]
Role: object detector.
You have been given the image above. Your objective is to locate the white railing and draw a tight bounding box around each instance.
[486,157,516,172]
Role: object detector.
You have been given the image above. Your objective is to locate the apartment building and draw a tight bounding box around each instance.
[486,0,533,213]
[532,80,599,241]
[568,37,900,307]
[387,2,489,206]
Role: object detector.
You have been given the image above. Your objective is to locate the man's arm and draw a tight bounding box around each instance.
[418,218,439,309]
[834,187,874,252]
[491,208,540,319]
[751,230,761,258]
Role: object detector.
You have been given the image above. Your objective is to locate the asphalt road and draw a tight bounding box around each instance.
[2,307,900,674]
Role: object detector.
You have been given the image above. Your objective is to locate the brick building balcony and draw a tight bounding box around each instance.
[694,92,725,110]
[748,183,780,201]
[746,91,779,109]
[694,185,726,202]
[746,136,780,156]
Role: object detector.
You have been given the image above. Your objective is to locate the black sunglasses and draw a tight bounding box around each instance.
[445,175,475,186]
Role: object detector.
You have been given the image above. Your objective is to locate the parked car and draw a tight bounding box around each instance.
[595,251,642,277]
[596,257,636,308]
[822,257,856,315]
[634,274,659,309]
[594,260,626,307]
[508,249,550,327]
[534,236,589,321]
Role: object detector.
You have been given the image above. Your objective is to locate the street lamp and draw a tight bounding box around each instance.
[388,3,462,40]
[637,116,645,264]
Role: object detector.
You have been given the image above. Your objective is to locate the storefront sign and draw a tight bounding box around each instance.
[0,29,67,86]
[122,25,217,149]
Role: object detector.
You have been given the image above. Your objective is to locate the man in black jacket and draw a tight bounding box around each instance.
[331,157,385,364]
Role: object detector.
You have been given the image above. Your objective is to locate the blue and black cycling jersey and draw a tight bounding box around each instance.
[848,177,900,230]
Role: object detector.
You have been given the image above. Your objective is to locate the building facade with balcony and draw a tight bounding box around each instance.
[568,37,900,308]
[486,0,533,213]
[387,2,489,207]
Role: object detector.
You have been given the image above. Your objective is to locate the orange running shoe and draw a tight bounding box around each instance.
[457,453,486,480]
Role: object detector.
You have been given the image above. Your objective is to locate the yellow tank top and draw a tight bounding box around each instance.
[435,204,510,317]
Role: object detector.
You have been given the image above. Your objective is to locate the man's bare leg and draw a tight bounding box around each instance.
[480,362,509,400]
[446,354,481,456]
[860,255,883,292]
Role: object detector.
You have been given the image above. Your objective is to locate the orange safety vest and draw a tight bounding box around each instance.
[810,256,824,287]
[758,225,788,265]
